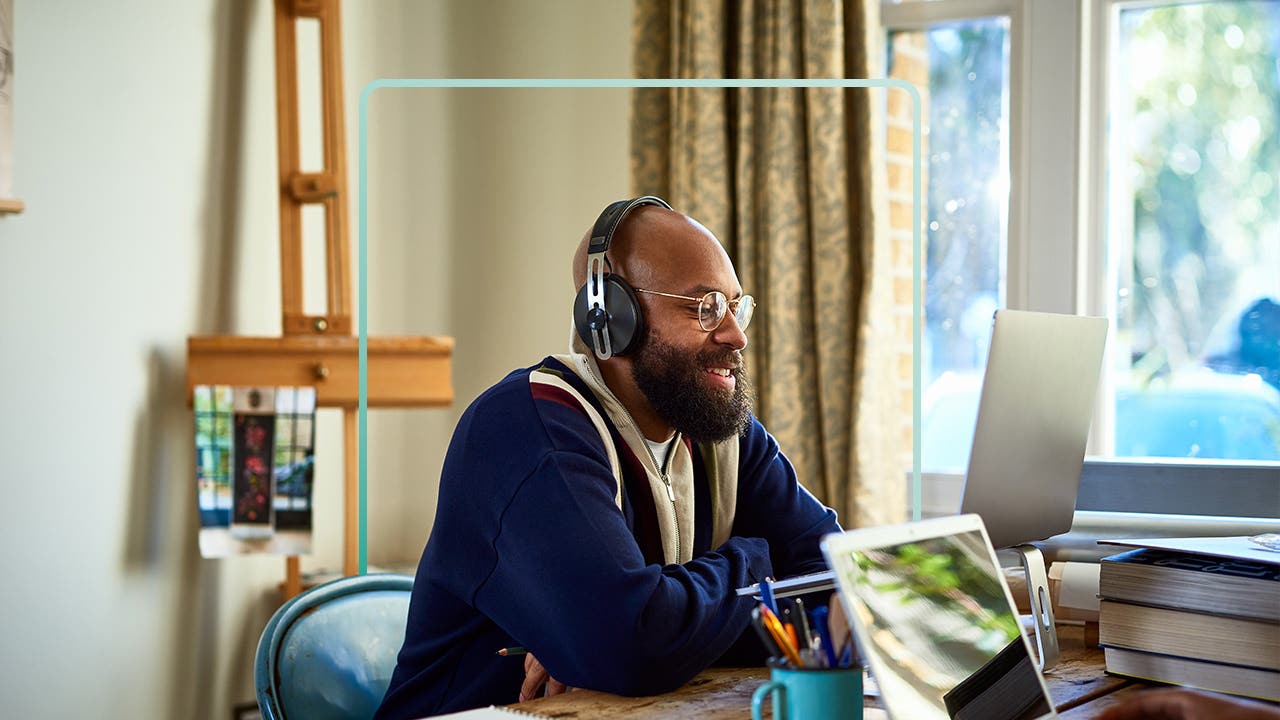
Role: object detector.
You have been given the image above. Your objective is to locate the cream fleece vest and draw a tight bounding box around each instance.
[528,340,739,565]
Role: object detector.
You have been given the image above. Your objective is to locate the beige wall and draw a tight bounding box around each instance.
[0,1,630,718]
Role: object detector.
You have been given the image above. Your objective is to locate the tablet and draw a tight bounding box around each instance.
[821,514,1057,720]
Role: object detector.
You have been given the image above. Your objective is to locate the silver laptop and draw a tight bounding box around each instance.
[822,514,1058,720]
[958,309,1107,550]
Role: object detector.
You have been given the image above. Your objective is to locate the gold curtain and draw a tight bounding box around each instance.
[631,0,904,528]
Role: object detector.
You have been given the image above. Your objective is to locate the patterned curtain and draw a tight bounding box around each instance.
[631,0,904,528]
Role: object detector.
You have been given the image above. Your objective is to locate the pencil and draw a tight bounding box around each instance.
[496,646,527,656]
[759,605,804,667]
[750,606,785,659]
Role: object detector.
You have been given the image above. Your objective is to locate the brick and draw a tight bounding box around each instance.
[889,199,920,229]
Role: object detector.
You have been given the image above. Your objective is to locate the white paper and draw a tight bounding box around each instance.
[1099,535,1280,566]
[1055,561,1101,611]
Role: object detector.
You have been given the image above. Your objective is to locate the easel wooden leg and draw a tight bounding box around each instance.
[283,556,302,599]
[343,407,359,576]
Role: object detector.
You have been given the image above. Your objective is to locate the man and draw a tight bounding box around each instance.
[374,198,840,719]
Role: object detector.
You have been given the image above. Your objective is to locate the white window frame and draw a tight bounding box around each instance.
[882,0,1280,524]
[882,0,1082,318]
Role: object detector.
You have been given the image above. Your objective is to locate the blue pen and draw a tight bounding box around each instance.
[811,605,838,668]
[839,640,854,668]
[758,577,777,615]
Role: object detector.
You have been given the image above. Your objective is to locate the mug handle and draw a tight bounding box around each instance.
[751,680,787,720]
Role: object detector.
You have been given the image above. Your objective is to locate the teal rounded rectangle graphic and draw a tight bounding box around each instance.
[357,78,922,574]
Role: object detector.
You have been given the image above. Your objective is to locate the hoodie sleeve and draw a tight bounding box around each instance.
[472,447,775,697]
[732,416,844,579]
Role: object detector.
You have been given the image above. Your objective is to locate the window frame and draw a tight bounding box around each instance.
[883,0,1280,523]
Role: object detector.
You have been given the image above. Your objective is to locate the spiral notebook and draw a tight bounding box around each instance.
[432,705,548,718]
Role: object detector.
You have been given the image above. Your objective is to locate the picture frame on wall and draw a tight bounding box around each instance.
[0,0,21,214]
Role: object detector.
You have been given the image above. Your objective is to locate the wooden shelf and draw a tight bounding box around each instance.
[186,334,454,408]
[0,198,24,214]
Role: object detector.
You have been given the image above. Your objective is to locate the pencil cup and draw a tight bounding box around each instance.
[751,664,862,720]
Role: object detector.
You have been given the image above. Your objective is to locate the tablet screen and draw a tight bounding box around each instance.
[823,518,1055,720]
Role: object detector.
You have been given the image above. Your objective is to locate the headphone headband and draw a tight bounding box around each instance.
[588,195,673,255]
[575,195,673,360]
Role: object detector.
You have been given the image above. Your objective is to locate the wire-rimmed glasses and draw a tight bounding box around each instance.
[633,288,756,332]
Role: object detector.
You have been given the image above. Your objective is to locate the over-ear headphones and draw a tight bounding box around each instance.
[573,195,673,360]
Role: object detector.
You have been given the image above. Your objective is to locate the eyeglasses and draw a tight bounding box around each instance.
[633,288,756,332]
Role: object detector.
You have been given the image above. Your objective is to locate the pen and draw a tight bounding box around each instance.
[495,646,527,656]
[759,577,778,615]
[793,598,813,649]
[811,605,838,668]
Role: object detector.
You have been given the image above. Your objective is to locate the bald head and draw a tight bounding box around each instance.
[571,205,734,293]
[570,201,752,441]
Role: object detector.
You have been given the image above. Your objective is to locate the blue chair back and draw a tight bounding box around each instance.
[255,573,413,720]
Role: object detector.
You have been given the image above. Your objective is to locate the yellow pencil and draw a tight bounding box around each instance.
[759,605,803,667]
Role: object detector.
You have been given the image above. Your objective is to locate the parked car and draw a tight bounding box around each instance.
[1114,371,1280,461]
[920,369,1280,472]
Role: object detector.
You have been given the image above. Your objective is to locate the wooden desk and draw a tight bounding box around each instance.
[519,625,1137,719]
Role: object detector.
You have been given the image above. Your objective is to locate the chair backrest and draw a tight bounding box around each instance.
[255,573,413,720]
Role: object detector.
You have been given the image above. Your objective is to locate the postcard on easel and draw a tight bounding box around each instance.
[193,385,317,558]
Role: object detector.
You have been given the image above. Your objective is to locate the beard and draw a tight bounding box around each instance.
[630,333,755,444]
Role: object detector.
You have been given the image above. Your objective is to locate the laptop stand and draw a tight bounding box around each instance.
[1011,544,1060,671]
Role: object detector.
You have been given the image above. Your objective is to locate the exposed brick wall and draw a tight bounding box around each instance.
[886,31,930,475]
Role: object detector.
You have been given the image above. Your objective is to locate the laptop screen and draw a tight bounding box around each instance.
[822,515,1057,720]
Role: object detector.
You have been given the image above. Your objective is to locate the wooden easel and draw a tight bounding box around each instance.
[186,0,452,599]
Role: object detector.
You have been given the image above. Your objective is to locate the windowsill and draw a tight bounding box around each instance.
[1040,510,1280,564]
[915,458,1280,564]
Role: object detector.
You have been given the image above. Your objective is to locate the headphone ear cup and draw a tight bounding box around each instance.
[573,284,598,349]
[572,274,645,357]
[602,275,643,356]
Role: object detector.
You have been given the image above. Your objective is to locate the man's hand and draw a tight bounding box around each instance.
[1094,689,1280,720]
[518,653,571,702]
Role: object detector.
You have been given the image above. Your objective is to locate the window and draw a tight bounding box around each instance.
[883,0,1279,520]
[886,14,1012,473]
[1103,0,1280,462]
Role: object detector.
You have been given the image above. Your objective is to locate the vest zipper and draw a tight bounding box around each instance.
[577,359,682,558]
[632,421,680,560]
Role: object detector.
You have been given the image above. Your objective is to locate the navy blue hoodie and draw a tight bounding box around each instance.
[374,356,840,719]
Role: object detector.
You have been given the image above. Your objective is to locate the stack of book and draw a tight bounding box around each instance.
[1097,536,1280,702]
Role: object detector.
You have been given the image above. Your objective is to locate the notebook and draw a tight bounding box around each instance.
[821,514,1058,720]
[431,705,547,718]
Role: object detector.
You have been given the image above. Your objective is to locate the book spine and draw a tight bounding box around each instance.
[1098,600,1280,671]
[1099,556,1280,622]
[1103,647,1280,703]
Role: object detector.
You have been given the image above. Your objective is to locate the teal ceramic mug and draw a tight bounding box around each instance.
[751,664,863,720]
